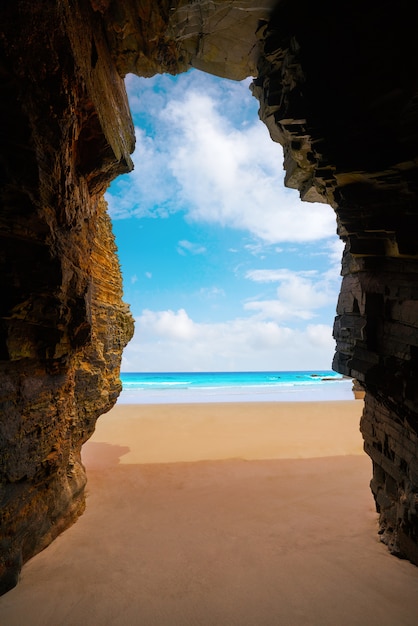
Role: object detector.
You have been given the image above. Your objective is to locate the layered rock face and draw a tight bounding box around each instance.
[0,1,134,593]
[1,0,418,594]
[253,0,418,562]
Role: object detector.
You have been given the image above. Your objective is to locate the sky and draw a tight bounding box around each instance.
[106,70,344,372]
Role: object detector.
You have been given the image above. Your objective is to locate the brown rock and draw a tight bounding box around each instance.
[0,0,134,593]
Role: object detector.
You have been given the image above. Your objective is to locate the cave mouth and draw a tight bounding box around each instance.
[108,70,343,376]
[2,0,418,598]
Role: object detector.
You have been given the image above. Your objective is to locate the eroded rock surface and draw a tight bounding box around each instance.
[101,0,278,79]
[1,0,418,594]
[253,0,418,560]
[0,0,134,592]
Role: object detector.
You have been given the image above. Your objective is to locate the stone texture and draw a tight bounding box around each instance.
[101,0,278,80]
[2,0,418,595]
[252,0,418,563]
[0,0,134,593]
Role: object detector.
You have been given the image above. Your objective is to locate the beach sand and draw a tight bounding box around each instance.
[1,401,418,625]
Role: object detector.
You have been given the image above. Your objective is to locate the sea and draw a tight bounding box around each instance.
[118,371,354,404]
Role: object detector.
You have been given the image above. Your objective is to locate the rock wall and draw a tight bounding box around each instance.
[0,0,134,593]
[252,0,418,562]
[1,0,418,594]
[100,0,277,80]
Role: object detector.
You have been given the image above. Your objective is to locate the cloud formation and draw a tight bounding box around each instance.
[107,72,337,244]
[164,91,335,243]
[244,265,340,321]
[121,308,336,372]
[107,72,345,372]
[245,237,343,314]
[177,240,207,255]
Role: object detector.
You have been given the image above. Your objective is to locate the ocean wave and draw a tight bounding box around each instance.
[123,381,191,388]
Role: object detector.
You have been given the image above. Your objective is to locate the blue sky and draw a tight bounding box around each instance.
[106,70,343,372]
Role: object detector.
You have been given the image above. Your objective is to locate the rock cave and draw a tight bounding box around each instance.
[1,0,418,594]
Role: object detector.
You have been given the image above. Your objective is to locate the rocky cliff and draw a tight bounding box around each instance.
[252,0,418,561]
[1,0,418,593]
[0,0,135,592]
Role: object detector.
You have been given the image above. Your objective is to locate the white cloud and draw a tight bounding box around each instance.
[305,324,335,348]
[121,308,336,372]
[199,286,225,298]
[163,90,336,243]
[177,239,206,255]
[139,308,197,341]
[107,72,337,244]
[246,268,317,283]
[326,237,345,269]
[244,242,268,257]
[244,299,314,321]
[106,127,177,219]
[244,266,340,322]
[106,72,345,374]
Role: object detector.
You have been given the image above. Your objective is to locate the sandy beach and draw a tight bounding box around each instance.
[1,400,418,625]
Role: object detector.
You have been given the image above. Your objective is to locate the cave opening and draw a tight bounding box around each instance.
[2,0,418,604]
[107,70,344,380]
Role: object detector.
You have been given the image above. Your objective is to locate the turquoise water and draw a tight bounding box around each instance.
[119,371,354,404]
